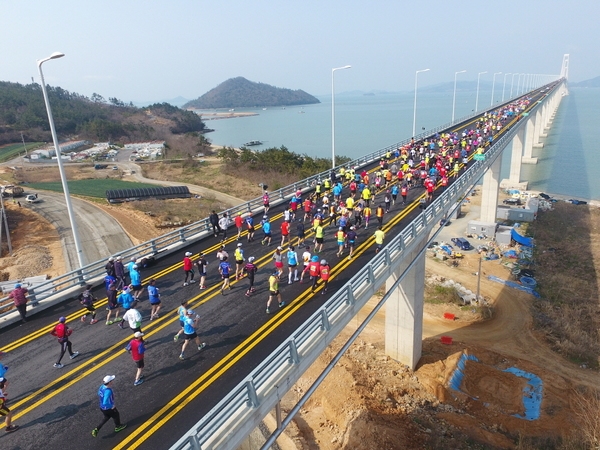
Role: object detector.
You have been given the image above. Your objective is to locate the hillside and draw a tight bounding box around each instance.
[570,75,600,88]
[184,77,320,109]
[0,81,206,146]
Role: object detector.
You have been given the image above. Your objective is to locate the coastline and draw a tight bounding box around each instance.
[188,110,258,120]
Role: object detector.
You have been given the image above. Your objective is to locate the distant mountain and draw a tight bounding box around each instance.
[570,76,600,87]
[184,77,320,109]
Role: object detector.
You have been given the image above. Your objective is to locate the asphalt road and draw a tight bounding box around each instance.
[25,191,134,271]
[0,87,551,449]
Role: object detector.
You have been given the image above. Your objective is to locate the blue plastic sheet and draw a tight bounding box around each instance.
[488,275,540,297]
[504,367,543,420]
[449,353,480,391]
[511,229,533,248]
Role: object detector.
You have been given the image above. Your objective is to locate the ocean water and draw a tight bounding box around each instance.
[202,86,600,201]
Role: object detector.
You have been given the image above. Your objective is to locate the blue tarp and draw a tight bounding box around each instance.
[511,229,533,248]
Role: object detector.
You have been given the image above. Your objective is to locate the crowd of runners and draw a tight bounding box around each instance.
[0,97,534,437]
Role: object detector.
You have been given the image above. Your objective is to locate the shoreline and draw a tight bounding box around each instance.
[188,110,258,120]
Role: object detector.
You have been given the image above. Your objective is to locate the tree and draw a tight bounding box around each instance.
[91,92,105,103]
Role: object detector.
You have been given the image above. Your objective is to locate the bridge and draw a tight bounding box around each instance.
[0,67,567,449]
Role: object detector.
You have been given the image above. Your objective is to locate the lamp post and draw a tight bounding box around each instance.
[412,68,430,137]
[502,73,511,101]
[37,52,85,269]
[475,71,487,112]
[510,73,518,98]
[452,70,466,123]
[331,65,351,170]
[517,73,525,95]
[490,72,502,106]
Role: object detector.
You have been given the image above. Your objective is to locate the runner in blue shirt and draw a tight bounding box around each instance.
[173,300,189,342]
[245,216,255,242]
[219,257,232,293]
[92,375,126,437]
[261,219,272,246]
[129,264,143,302]
[286,246,299,284]
[391,185,399,205]
[147,279,161,320]
[179,310,206,360]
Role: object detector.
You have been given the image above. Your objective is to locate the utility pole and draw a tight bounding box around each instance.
[476,256,482,302]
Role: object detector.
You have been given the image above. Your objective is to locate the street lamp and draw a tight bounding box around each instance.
[452,70,466,123]
[490,72,502,106]
[475,71,487,112]
[517,73,525,95]
[510,73,518,98]
[412,68,430,137]
[331,65,351,170]
[37,52,85,269]
[502,73,511,101]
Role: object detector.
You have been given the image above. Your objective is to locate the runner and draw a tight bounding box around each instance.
[308,256,321,293]
[129,264,143,302]
[114,256,126,290]
[376,204,385,227]
[0,377,18,433]
[261,217,272,246]
[234,243,245,280]
[314,222,325,253]
[195,252,208,289]
[346,226,358,259]
[173,300,189,342]
[299,246,312,283]
[266,271,285,314]
[245,215,255,242]
[216,245,228,262]
[219,256,232,294]
[8,284,28,323]
[209,210,220,238]
[182,252,196,286]
[122,304,143,334]
[374,226,385,254]
[335,227,346,258]
[273,247,284,279]
[262,190,270,214]
[117,287,135,329]
[280,220,291,247]
[401,184,408,205]
[105,283,121,325]
[79,284,99,324]
[296,220,306,246]
[218,213,230,241]
[286,246,299,284]
[105,257,116,278]
[125,332,145,386]
[234,213,244,240]
[91,375,127,437]
[179,310,206,360]
[147,279,161,320]
[243,256,258,297]
[50,317,79,368]
[319,260,331,294]
[363,204,372,229]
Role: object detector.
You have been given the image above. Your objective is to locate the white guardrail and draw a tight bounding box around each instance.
[169,82,561,450]
[0,83,546,326]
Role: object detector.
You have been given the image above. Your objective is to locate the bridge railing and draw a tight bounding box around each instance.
[0,89,529,323]
[168,82,565,449]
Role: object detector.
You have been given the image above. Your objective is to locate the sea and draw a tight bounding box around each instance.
[200,86,600,202]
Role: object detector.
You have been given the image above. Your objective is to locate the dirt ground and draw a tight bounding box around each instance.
[2,179,598,448]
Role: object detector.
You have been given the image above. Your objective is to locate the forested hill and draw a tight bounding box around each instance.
[0,81,206,146]
[183,77,320,109]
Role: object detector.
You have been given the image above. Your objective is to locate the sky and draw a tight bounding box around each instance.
[1,0,598,104]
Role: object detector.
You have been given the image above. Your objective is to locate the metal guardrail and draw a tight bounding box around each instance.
[169,81,564,450]
[0,87,540,323]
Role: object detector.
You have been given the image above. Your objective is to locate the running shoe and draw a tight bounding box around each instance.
[114,424,127,433]
[189,280,197,284]
[198,343,206,351]
[70,352,79,359]
[173,334,179,342]
[81,315,87,322]
[200,285,207,290]
[106,320,114,325]
[266,308,270,314]
[245,292,250,297]
[288,281,293,285]
[90,319,98,324]
[54,363,64,368]
[5,425,19,433]
[279,301,285,308]
[179,354,185,360]
[183,282,189,287]
[133,379,144,386]
[91,428,98,437]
